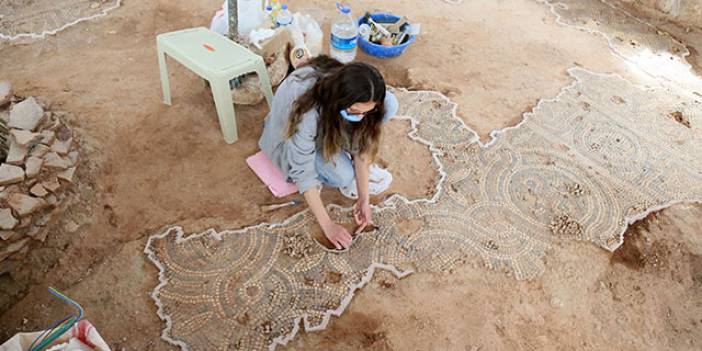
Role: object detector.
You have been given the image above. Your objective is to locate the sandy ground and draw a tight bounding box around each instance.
[0,0,700,350]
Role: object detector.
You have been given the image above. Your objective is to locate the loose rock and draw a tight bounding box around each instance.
[11,129,41,147]
[6,140,28,165]
[42,177,61,193]
[0,185,19,200]
[7,193,46,217]
[9,97,44,131]
[30,144,51,158]
[35,213,51,226]
[0,238,30,261]
[0,231,18,241]
[0,80,11,106]
[43,152,71,170]
[45,194,58,205]
[57,167,77,183]
[68,151,79,165]
[17,216,32,229]
[25,156,43,178]
[0,164,25,185]
[232,48,288,105]
[30,183,48,197]
[51,137,72,155]
[27,225,48,242]
[40,130,55,145]
[0,208,18,230]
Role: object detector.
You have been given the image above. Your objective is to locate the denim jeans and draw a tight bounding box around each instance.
[315,152,355,189]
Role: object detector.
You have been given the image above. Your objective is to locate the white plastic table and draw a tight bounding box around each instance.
[157,27,274,143]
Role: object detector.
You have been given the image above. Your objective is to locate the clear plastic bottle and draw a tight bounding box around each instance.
[330,3,358,63]
[271,0,281,19]
[265,5,274,27]
[276,4,293,27]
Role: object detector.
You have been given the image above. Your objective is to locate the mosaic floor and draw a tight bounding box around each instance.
[145,69,702,350]
[0,0,120,41]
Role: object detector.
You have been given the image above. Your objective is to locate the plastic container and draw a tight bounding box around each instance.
[303,16,323,56]
[276,4,293,27]
[357,13,417,58]
[238,0,265,35]
[330,3,358,63]
[265,5,274,26]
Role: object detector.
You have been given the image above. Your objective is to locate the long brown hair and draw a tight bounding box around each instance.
[285,56,386,162]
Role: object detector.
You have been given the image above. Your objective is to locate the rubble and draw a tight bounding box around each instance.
[42,176,61,193]
[0,209,18,230]
[57,167,77,183]
[6,140,28,165]
[24,156,42,178]
[11,129,41,147]
[0,164,24,185]
[51,137,72,155]
[0,231,18,241]
[7,193,46,217]
[40,130,55,145]
[9,97,44,131]
[29,183,48,197]
[43,152,72,170]
[0,81,11,106]
[30,144,50,158]
[0,92,80,272]
[232,47,290,105]
[0,238,29,261]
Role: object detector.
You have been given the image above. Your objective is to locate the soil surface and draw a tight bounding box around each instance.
[0,0,701,350]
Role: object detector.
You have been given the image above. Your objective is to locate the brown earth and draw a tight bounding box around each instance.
[0,0,700,350]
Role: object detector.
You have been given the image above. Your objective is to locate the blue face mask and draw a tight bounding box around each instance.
[340,109,364,123]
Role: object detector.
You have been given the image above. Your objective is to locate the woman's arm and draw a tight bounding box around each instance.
[287,111,353,249]
[352,153,372,233]
[353,153,371,202]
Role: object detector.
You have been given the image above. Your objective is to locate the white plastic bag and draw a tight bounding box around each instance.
[0,320,110,351]
[292,13,323,57]
[209,1,265,37]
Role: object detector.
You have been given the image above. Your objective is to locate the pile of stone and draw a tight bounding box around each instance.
[231,47,290,105]
[0,81,79,275]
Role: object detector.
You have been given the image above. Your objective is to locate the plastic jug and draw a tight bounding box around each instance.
[237,0,265,35]
[330,2,358,63]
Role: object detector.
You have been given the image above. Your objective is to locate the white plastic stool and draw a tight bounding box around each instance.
[157,27,274,143]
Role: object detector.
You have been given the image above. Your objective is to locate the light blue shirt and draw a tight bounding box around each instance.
[258,66,398,194]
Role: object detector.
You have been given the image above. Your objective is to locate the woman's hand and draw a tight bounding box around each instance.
[322,221,353,249]
[304,187,353,249]
[353,198,372,234]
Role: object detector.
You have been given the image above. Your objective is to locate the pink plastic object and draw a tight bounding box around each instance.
[246,151,298,197]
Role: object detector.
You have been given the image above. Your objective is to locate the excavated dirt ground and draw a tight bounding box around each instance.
[0,0,700,350]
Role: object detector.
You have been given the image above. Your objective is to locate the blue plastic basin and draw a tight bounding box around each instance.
[357,13,416,58]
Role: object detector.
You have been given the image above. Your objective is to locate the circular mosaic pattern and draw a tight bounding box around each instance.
[146,71,702,350]
[0,0,120,41]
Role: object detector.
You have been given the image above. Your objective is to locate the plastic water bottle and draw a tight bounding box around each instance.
[276,4,293,27]
[330,2,358,63]
[265,5,274,26]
